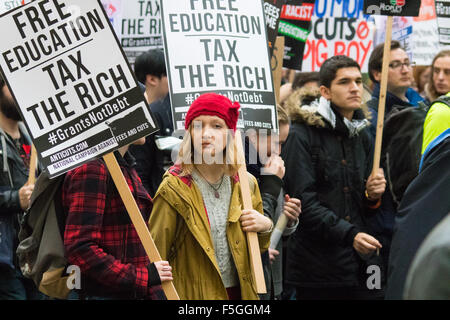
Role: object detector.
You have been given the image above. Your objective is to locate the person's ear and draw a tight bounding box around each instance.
[145,74,159,87]
[320,85,331,100]
[373,70,381,82]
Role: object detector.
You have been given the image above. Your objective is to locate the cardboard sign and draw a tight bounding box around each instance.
[102,0,163,65]
[160,0,278,132]
[0,0,158,177]
[279,0,315,70]
[302,0,374,72]
[364,0,421,16]
[412,0,441,65]
[271,36,285,101]
[373,15,414,60]
[264,0,285,56]
[436,0,450,45]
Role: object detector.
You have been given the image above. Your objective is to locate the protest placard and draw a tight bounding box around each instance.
[103,0,163,65]
[264,0,285,57]
[302,0,374,72]
[271,36,285,101]
[411,0,441,65]
[373,15,414,60]
[436,0,450,45]
[278,0,315,70]
[0,0,158,177]
[0,0,180,300]
[364,0,421,16]
[161,0,278,133]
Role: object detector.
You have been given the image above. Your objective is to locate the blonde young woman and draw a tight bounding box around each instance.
[148,93,273,300]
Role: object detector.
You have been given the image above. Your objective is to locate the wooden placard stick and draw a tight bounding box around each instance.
[27,144,37,185]
[372,16,393,175]
[103,152,180,300]
[271,36,285,103]
[234,130,267,294]
[288,69,296,85]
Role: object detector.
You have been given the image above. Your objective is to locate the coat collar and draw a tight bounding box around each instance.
[163,165,244,224]
[371,83,424,111]
[317,97,370,137]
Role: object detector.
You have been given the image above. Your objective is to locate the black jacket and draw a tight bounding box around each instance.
[386,137,450,299]
[130,94,176,197]
[282,101,384,289]
[0,124,31,269]
[150,94,173,137]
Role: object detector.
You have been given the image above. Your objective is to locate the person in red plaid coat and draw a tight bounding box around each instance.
[62,137,172,300]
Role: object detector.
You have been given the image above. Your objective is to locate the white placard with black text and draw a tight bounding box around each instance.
[0,0,157,177]
[161,0,278,132]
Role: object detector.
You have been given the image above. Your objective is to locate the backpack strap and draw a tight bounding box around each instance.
[417,100,430,112]
[434,95,450,108]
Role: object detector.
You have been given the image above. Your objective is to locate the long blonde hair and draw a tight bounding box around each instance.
[176,123,242,177]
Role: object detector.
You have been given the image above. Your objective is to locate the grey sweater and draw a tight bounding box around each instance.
[191,171,239,288]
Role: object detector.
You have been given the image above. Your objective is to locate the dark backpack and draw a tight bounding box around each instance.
[381,95,450,206]
[16,170,70,299]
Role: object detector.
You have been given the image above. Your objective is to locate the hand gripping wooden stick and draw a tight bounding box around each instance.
[372,16,393,175]
[27,145,37,185]
[234,130,267,294]
[103,153,179,300]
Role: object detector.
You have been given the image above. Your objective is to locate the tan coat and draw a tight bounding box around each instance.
[148,168,271,300]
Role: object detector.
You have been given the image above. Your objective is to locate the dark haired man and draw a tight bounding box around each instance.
[0,76,41,299]
[131,49,172,196]
[292,72,320,91]
[282,56,387,300]
[134,49,169,106]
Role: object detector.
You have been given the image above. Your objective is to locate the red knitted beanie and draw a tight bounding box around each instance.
[184,93,240,132]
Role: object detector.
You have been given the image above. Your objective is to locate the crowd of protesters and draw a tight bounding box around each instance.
[0,42,449,300]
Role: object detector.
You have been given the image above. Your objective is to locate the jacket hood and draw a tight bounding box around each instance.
[284,87,371,136]
[284,86,325,127]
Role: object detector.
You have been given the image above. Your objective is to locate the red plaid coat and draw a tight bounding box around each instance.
[62,151,165,299]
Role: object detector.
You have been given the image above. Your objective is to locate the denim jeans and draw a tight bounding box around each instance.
[0,266,45,300]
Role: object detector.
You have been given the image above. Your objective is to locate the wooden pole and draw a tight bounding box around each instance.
[271,36,285,103]
[27,145,37,185]
[372,16,393,175]
[288,69,296,85]
[103,152,180,300]
[234,130,267,294]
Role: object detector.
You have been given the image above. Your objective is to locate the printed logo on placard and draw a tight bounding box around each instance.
[367,1,406,15]
[391,0,405,7]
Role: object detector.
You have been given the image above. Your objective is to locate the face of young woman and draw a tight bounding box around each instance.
[191,115,229,163]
